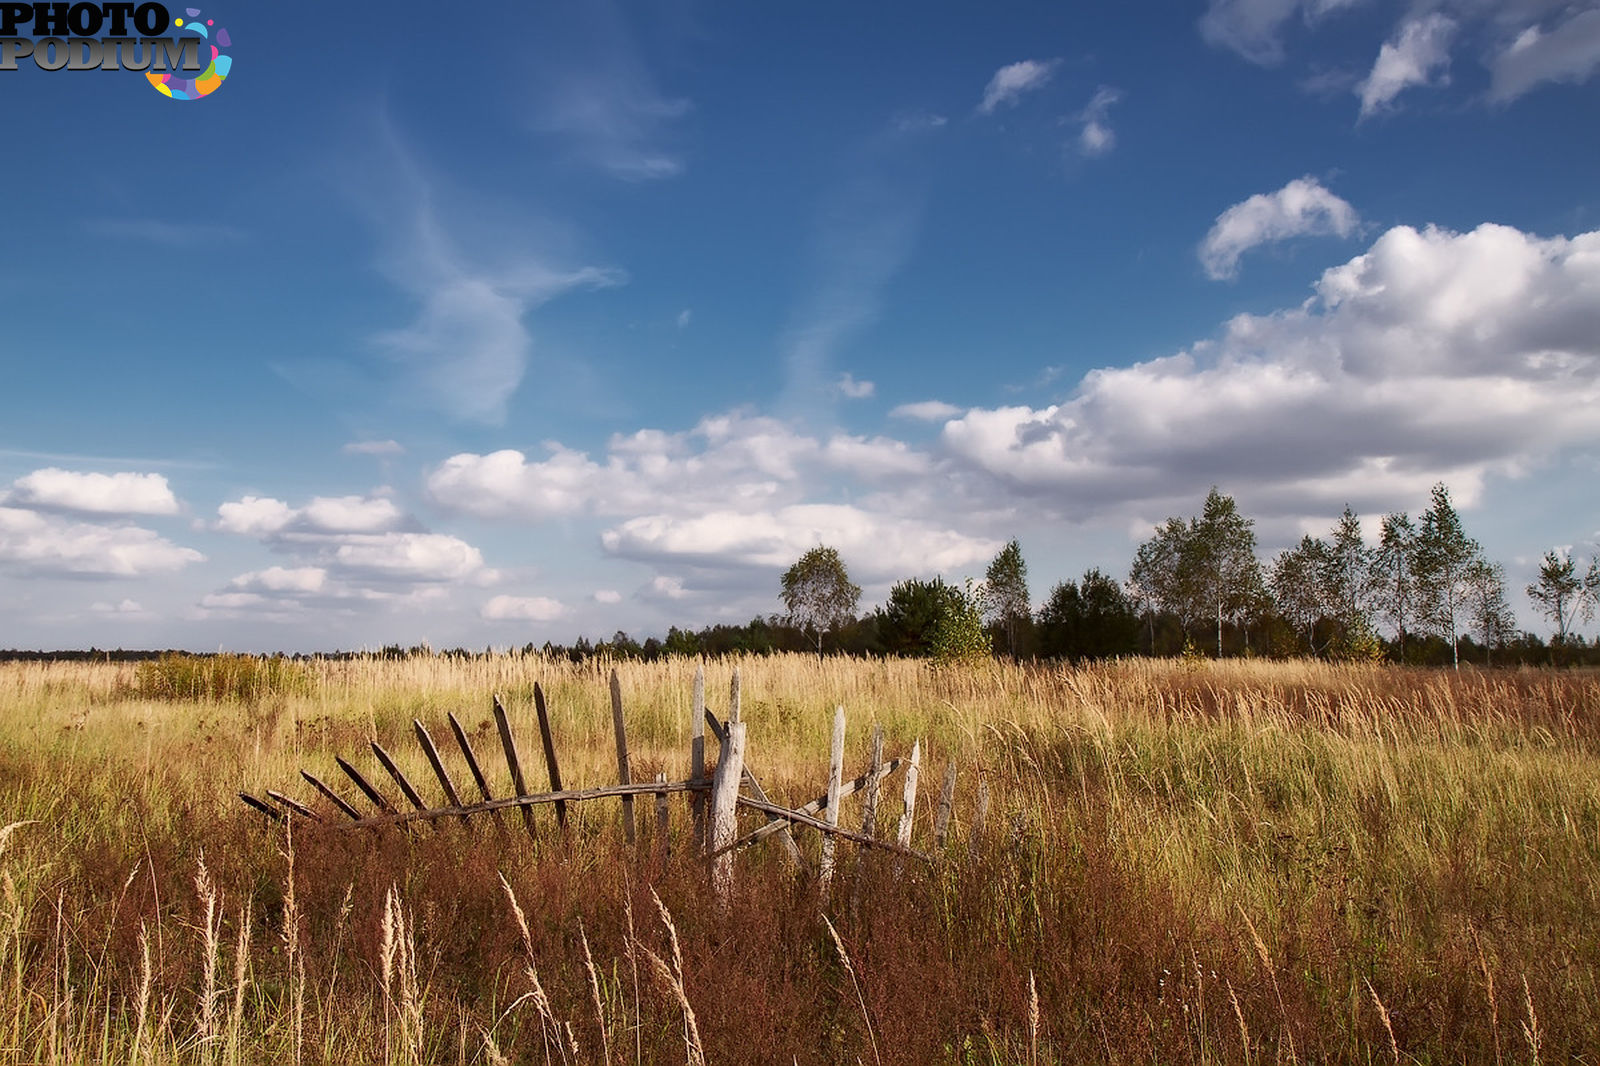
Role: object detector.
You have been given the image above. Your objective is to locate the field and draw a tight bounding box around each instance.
[0,653,1596,1064]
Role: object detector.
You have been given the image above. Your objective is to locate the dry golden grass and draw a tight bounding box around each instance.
[0,653,1595,1063]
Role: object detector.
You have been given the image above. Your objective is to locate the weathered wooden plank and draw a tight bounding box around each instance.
[239,793,283,821]
[710,716,746,897]
[341,779,702,829]
[969,774,990,859]
[896,740,921,849]
[446,712,494,802]
[300,770,362,821]
[702,709,804,868]
[654,771,670,865]
[819,705,845,893]
[335,756,394,814]
[532,683,567,830]
[690,665,707,847]
[729,757,902,850]
[860,722,884,840]
[609,671,636,845]
[723,796,931,863]
[412,720,467,825]
[371,741,430,815]
[933,759,957,851]
[729,667,741,723]
[265,790,320,822]
[493,694,537,838]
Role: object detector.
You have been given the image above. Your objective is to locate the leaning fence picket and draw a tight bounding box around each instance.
[610,670,637,845]
[533,683,567,830]
[819,706,846,894]
[493,695,537,838]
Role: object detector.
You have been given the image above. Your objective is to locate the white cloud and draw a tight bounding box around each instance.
[1075,87,1123,157]
[1200,177,1360,280]
[979,59,1061,113]
[0,507,203,577]
[230,567,328,594]
[593,589,622,604]
[834,372,875,399]
[890,400,963,421]
[534,56,691,180]
[331,533,487,583]
[600,504,999,581]
[1199,0,1363,65]
[939,222,1600,520]
[216,494,407,537]
[676,308,692,328]
[1357,14,1456,117]
[6,469,179,517]
[482,594,567,622]
[1489,8,1600,101]
[343,440,405,457]
[90,599,148,616]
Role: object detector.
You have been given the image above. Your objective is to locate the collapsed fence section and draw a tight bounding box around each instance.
[239,666,979,895]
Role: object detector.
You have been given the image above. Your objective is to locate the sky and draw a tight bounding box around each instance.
[2,0,1599,652]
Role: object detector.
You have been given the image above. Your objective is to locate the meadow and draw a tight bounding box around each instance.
[0,652,1595,1064]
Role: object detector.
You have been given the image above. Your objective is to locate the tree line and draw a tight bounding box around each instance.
[763,483,1600,668]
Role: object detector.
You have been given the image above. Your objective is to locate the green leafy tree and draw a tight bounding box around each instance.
[1271,535,1330,655]
[780,546,861,657]
[1370,512,1417,659]
[1128,517,1193,648]
[980,539,1031,657]
[1414,484,1481,670]
[1037,568,1140,660]
[1186,487,1263,657]
[930,580,991,665]
[1322,506,1376,647]
[1527,549,1600,647]
[1464,559,1515,663]
[876,576,964,657]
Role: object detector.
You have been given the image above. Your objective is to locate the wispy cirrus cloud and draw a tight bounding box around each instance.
[978,58,1061,114]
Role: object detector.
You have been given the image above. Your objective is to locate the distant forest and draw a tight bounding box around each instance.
[5,484,1598,669]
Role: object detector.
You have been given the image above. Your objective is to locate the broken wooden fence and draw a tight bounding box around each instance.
[239,666,974,894]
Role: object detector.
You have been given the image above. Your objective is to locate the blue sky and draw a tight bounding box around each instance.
[3,0,1599,651]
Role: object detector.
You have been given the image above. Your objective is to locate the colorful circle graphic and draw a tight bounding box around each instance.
[147,8,231,100]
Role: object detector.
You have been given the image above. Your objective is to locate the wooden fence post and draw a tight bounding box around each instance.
[933,759,957,852]
[969,774,990,860]
[654,771,670,866]
[710,704,746,899]
[610,670,636,845]
[533,683,567,830]
[896,739,921,849]
[691,665,707,847]
[493,695,537,839]
[819,705,846,895]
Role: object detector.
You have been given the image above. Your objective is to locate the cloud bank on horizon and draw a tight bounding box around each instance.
[2,0,1597,649]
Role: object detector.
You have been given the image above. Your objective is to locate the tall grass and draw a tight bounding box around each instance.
[0,654,1595,1062]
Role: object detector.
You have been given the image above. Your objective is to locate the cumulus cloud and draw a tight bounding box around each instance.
[332,533,487,583]
[1357,14,1457,117]
[482,594,567,622]
[890,400,963,421]
[0,507,203,577]
[1075,87,1123,157]
[343,440,405,457]
[1200,177,1360,280]
[229,567,328,594]
[593,589,622,604]
[834,372,875,399]
[5,469,179,516]
[1489,8,1600,101]
[979,59,1060,113]
[600,504,999,581]
[216,495,408,538]
[940,222,1600,520]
